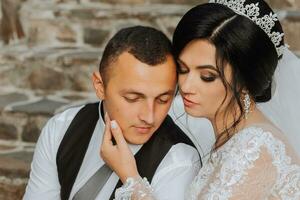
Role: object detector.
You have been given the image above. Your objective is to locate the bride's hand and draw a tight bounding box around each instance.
[100,113,139,183]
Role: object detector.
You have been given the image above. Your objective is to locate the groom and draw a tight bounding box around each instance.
[24,26,200,200]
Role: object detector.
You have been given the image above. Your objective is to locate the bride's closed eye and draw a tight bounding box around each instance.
[177,64,189,74]
[176,59,190,74]
[200,72,217,82]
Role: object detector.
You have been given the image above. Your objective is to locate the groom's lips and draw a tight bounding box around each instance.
[133,126,152,134]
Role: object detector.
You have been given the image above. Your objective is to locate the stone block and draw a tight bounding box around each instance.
[55,0,80,3]
[0,66,28,89]
[21,119,42,143]
[282,19,300,52]
[56,25,77,43]
[2,151,34,165]
[68,9,97,20]
[149,0,204,4]
[0,157,30,179]
[0,93,28,111]
[28,67,65,91]
[0,181,26,200]
[0,145,16,151]
[83,28,110,46]
[90,0,145,3]
[155,16,182,38]
[0,123,18,140]
[0,112,28,142]
[70,69,94,92]
[57,51,100,67]
[0,156,29,200]
[11,98,67,116]
[21,116,48,143]
[27,20,60,46]
[285,10,300,22]
[62,94,86,101]
[266,0,300,9]
[27,20,76,46]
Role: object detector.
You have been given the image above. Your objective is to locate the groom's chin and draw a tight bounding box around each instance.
[123,130,156,145]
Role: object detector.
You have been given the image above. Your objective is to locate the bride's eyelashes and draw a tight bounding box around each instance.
[200,72,217,82]
[200,75,216,82]
[177,65,189,74]
[177,64,217,82]
[177,60,189,74]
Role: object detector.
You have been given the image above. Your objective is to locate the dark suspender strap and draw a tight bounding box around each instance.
[56,102,100,200]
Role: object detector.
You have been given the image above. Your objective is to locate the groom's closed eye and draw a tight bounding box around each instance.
[156,94,172,104]
[120,91,145,103]
[123,95,140,103]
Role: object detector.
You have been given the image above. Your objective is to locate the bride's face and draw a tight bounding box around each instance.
[177,39,233,120]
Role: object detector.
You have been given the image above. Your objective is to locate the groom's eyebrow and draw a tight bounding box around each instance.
[120,90,174,97]
[158,90,175,96]
[120,90,146,97]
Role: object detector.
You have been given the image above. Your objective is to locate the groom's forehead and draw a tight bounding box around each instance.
[108,52,176,80]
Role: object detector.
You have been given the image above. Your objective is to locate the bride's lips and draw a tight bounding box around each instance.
[183,97,199,107]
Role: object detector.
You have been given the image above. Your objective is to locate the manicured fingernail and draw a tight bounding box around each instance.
[111,120,117,129]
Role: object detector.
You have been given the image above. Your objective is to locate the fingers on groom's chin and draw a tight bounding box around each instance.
[110,120,118,129]
[110,121,127,145]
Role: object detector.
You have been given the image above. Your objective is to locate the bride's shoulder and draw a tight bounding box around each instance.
[226,124,299,164]
[231,124,286,151]
[233,123,286,145]
[217,126,273,162]
[224,125,272,148]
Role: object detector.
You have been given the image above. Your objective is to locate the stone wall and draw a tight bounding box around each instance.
[0,0,299,199]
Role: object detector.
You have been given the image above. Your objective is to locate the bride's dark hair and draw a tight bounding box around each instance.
[173,1,284,149]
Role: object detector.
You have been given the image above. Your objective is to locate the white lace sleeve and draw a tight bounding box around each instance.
[188,126,300,200]
[114,176,156,200]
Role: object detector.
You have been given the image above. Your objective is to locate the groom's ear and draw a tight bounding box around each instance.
[92,71,105,100]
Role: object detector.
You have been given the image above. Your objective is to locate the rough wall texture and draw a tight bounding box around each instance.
[0,0,299,199]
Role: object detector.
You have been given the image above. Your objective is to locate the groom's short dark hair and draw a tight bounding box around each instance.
[99,26,173,84]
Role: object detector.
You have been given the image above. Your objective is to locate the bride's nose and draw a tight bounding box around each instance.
[179,73,197,95]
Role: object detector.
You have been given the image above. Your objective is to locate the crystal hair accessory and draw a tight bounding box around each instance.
[209,0,285,57]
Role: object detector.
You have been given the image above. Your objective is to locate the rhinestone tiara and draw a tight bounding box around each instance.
[209,0,285,57]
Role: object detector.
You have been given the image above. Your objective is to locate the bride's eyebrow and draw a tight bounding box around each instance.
[177,59,218,72]
[177,59,188,68]
[195,65,218,72]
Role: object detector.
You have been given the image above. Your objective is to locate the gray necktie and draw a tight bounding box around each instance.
[72,164,113,200]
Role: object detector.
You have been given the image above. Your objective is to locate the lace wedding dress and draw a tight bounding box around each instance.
[114,123,300,200]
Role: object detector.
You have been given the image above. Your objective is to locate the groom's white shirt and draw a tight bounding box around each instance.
[23,102,200,200]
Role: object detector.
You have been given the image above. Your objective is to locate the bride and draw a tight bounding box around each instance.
[101,0,300,199]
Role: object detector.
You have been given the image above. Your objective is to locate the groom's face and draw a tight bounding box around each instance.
[94,52,177,144]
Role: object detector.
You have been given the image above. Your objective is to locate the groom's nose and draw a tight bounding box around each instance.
[138,101,155,125]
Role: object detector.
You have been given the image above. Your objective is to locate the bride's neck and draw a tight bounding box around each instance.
[210,103,265,148]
